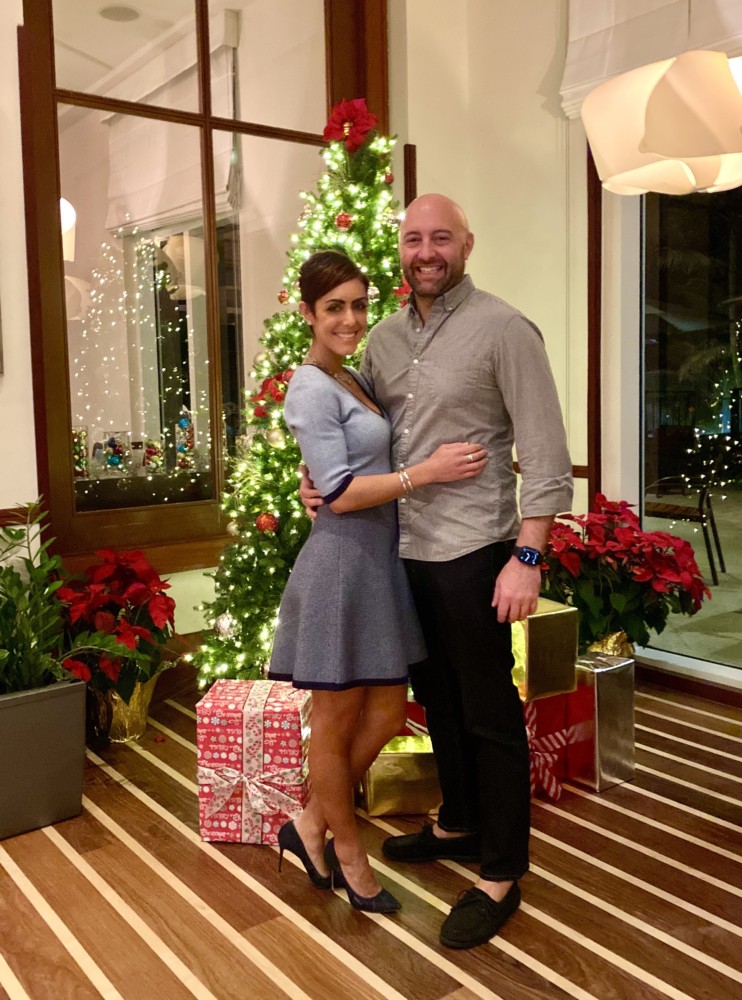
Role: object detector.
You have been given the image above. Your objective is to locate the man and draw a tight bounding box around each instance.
[305,194,573,949]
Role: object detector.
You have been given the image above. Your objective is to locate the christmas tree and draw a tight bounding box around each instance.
[194,99,407,687]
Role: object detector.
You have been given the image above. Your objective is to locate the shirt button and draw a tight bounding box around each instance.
[403,428,410,435]
[407,393,414,399]
[412,359,419,365]
[400,497,407,504]
[398,462,405,469]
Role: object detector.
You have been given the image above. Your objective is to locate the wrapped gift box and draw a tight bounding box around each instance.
[523,694,570,800]
[399,688,427,737]
[360,734,441,816]
[512,597,578,701]
[196,679,310,844]
[567,652,635,792]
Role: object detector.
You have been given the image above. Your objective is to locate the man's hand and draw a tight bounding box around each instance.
[491,559,541,623]
[299,465,323,521]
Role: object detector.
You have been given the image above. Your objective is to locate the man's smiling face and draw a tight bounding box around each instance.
[399,195,474,305]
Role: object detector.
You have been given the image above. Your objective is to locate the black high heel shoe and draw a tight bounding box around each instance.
[277,820,332,890]
[325,839,401,913]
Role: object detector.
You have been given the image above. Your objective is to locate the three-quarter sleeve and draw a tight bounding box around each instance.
[284,372,355,502]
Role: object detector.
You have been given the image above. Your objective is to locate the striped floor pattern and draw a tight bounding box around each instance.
[0,681,740,999]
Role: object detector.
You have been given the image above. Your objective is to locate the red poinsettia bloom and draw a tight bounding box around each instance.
[93,610,117,634]
[148,593,176,630]
[323,98,378,153]
[63,658,91,682]
[542,493,711,652]
[114,621,153,650]
[99,656,122,683]
[59,547,176,698]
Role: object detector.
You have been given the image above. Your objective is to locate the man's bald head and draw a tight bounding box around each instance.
[399,194,474,314]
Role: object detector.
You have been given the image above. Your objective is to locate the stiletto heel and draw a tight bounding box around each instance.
[325,839,401,913]
[277,820,332,890]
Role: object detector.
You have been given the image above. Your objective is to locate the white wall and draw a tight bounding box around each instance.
[389,0,589,512]
[0,0,37,509]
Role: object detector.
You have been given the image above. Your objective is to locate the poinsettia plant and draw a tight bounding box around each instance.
[541,494,710,652]
[58,549,176,703]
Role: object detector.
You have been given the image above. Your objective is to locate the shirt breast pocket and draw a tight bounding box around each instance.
[425,362,494,403]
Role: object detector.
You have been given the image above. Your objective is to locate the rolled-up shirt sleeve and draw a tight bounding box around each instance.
[284,374,354,503]
[495,315,574,518]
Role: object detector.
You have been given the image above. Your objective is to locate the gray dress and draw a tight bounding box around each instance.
[268,365,426,690]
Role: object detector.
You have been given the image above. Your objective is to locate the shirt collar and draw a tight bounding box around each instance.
[409,274,475,320]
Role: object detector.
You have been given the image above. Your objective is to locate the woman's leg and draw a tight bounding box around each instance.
[298,683,407,895]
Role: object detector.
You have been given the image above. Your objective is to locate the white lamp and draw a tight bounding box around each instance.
[60,197,76,261]
[582,50,742,195]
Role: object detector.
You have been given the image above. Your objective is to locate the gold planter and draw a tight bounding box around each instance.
[86,674,160,744]
[587,631,635,658]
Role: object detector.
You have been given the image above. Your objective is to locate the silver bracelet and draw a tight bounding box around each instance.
[398,469,414,495]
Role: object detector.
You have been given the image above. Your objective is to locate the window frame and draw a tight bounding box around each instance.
[18,0,388,569]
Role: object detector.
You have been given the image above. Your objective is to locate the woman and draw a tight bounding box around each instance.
[269,250,487,913]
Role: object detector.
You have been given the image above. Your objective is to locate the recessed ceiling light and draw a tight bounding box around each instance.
[99,5,141,21]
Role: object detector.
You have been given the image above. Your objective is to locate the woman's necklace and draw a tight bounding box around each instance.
[302,354,357,390]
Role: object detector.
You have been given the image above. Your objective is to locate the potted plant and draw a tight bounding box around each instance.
[0,503,132,839]
[541,493,710,654]
[58,547,176,742]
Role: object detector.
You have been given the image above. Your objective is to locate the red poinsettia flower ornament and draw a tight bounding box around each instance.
[323,98,378,153]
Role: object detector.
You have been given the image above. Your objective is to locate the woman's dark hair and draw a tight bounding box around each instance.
[298,250,369,310]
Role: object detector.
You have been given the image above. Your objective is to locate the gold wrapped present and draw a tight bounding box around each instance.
[359,735,441,817]
[512,597,578,701]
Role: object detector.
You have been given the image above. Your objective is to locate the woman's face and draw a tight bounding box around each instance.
[300,278,368,361]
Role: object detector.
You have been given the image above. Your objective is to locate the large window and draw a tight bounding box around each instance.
[642,189,742,671]
[21,0,387,562]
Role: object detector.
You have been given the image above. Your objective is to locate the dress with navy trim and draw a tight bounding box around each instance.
[268,364,426,690]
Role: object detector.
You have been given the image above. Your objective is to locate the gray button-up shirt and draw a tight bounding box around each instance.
[361,275,573,561]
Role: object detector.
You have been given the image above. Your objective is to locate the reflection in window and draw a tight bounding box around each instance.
[60,106,218,510]
[642,189,742,670]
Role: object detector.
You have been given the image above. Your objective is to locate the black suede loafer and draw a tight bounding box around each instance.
[382,822,481,863]
[439,882,521,949]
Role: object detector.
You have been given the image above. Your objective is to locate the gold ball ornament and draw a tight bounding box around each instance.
[265,428,287,448]
[368,285,380,301]
[226,520,240,536]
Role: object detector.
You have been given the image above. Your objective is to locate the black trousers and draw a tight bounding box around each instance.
[404,542,530,881]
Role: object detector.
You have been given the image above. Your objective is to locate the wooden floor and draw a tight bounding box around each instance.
[1,679,741,1000]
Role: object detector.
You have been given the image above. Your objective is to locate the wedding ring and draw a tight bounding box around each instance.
[467,453,474,463]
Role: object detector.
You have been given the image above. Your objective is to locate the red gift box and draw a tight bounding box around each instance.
[399,693,428,737]
[523,694,570,801]
[196,679,310,844]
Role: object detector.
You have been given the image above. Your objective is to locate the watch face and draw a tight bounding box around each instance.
[516,546,541,566]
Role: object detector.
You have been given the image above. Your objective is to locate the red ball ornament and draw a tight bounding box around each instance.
[384,172,394,184]
[335,212,353,231]
[277,288,289,304]
[255,512,280,533]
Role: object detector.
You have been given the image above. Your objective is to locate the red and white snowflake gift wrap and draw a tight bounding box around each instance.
[196,679,311,845]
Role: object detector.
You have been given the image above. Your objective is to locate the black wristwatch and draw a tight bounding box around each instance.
[512,545,543,567]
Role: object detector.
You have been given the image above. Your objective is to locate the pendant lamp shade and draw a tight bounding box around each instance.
[582,50,742,195]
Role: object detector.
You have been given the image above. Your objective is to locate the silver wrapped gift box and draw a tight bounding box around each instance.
[568,652,635,792]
